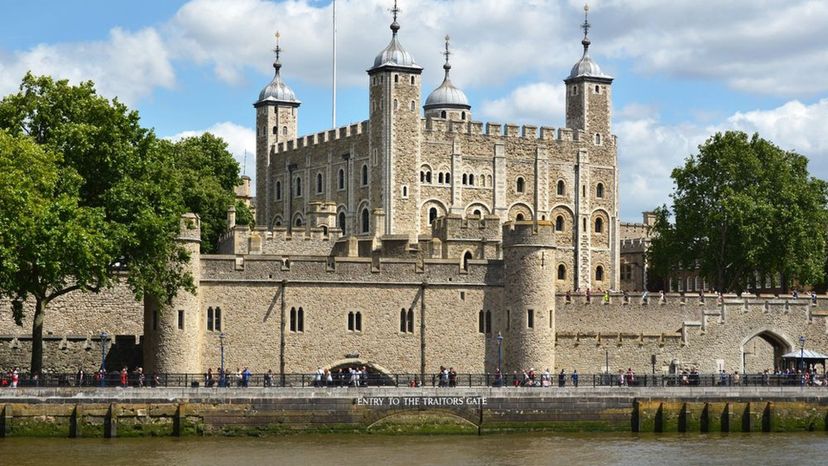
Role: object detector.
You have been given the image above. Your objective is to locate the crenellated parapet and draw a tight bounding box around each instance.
[273,121,369,155]
[422,117,617,147]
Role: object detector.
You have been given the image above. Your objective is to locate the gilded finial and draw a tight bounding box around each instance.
[443,34,451,70]
[581,2,591,52]
[273,31,282,71]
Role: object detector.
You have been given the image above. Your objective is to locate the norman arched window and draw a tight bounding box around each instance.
[555,215,564,231]
[595,217,603,233]
[426,171,432,183]
[290,307,304,332]
[516,213,525,221]
[557,180,565,196]
[316,173,323,194]
[361,164,368,186]
[461,111,466,120]
[516,177,525,193]
[338,169,345,190]
[406,309,414,333]
[446,172,452,185]
[429,207,438,225]
[557,264,566,280]
[337,211,346,233]
[361,208,370,233]
[207,306,214,331]
[282,126,287,136]
[275,181,282,200]
[596,183,605,198]
[473,209,482,217]
[469,174,475,186]
[441,110,447,119]
[462,174,468,185]
[410,100,415,111]
[595,266,604,282]
[462,251,473,271]
[401,309,408,333]
[595,133,602,145]
[438,173,444,184]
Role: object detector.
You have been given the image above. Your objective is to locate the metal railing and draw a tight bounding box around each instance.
[0,371,822,389]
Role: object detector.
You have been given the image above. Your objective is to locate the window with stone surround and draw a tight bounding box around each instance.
[361,164,368,186]
[178,310,184,330]
[316,173,324,194]
[594,133,602,145]
[441,110,446,119]
[401,308,414,333]
[410,76,415,85]
[596,183,604,198]
[516,177,525,193]
[275,181,282,200]
[429,207,437,225]
[410,100,415,111]
[290,307,304,333]
[295,176,302,197]
[215,307,222,331]
[361,208,370,233]
[555,216,564,231]
[338,169,345,190]
[478,310,485,334]
[207,307,214,331]
[337,211,346,233]
[595,217,603,233]
[401,185,408,199]
[348,311,362,332]
[557,264,566,280]
[595,266,604,282]
[557,180,565,196]
[527,309,534,329]
[462,251,472,271]
[485,310,491,334]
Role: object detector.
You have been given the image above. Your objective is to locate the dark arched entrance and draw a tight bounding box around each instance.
[326,359,397,386]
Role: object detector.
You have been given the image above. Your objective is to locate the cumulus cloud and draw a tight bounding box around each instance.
[478,82,566,124]
[0,27,174,104]
[617,98,828,220]
[168,121,257,183]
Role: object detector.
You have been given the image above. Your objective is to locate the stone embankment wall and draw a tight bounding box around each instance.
[1,387,827,437]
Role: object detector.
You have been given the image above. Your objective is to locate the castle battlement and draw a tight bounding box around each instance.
[431,214,502,241]
[502,220,556,247]
[421,117,611,147]
[273,120,369,154]
[217,225,342,256]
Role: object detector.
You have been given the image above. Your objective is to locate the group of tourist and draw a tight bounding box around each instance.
[204,367,253,387]
[489,368,580,388]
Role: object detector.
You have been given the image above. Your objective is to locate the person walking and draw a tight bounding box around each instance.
[558,369,566,387]
[572,369,579,387]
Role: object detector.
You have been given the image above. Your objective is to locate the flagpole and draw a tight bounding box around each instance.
[332,0,337,128]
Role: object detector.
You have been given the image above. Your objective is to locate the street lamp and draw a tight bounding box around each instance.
[219,332,226,388]
[496,332,503,376]
[100,331,107,387]
[799,335,806,386]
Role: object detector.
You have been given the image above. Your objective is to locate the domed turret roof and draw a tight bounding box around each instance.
[425,36,470,109]
[369,1,422,72]
[256,32,300,106]
[566,4,613,82]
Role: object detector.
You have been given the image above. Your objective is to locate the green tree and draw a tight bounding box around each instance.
[160,133,241,253]
[235,200,254,227]
[0,74,193,374]
[649,131,828,293]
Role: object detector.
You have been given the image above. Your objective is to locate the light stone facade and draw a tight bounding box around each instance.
[2,7,827,380]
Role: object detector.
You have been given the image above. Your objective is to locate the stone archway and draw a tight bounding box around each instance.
[326,358,397,386]
[740,328,794,374]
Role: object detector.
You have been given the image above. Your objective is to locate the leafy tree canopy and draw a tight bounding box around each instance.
[648,131,828,293]
[0,74,242,372]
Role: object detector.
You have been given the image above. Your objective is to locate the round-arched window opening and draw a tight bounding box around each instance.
[361,208,370,233]
[595,217,603,233]
[595,266,604,282]
[516,213,525,222]
[555,216,564,231]
[596,183,605,198]
[429,207,438,225]
[473,209,482,217]
[516,177,525,193]
[557,264,566,280]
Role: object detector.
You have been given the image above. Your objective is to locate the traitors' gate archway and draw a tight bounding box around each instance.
[741,329,794,374]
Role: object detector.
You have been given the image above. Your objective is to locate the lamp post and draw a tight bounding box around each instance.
[496,332,503,375]
[799,335,806,387]
[219,332,226,388]
[100,331,107,387]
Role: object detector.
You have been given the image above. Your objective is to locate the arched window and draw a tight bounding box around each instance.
[420,171,425,182]
[557,180,565,196]
[446,172,452,185]
[337,211,346,233]
[462,174,468,185]
[361,208,370,233]
[295,216,303,227]
[516,213,525,222]
[282,126,287,136]
[485,310,491,334]
[596,183,604,198]
[297,307,304,332]
[595,133,602,145]
[316,173,323,194]
[394,74,399,83]
[295,176,302,197]
[275,181,282,200]
[429,207,438,225]
[338,169,345,190]
[463,251,473,271]
[595,266,604,282]
[401,185,408,198]
[321,225,328,236]
[355,311,362,331]
[401,309,408,333]
[441,110,447,119]
[486,175,492,186]
[557,264,566,280]
[410,76,415,85]
[272,126,278,135]
[595,85,600,94]
[347,311,354,331]
[516,177,525,193]
[583,218,587,230]
[469,174,475,185]
[478,310,485,334]
[426,171,432,183]
[480,175,485,187]
[290,307,297,332]
[410,100,415,111]
[595,217,603,233]
[473,209,482,217]
[438,173,444,184]
[361,165,368,186]
[406,309,414,333]
[555,215,564,231]
[207,307,214,331]
[215,307,222,331]
[461,111,466,120]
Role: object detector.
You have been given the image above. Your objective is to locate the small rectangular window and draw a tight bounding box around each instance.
[178,310,184,330]
[527,309,534,329]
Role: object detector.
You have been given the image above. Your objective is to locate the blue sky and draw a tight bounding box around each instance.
[2,0,826,221]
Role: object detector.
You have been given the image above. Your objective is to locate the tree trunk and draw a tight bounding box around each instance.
[30,299,45,376]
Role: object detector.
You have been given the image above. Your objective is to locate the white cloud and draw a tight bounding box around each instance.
[617,98,828,221]
[0,27,174,104]
[478,82,566,124]
[168,121,257,183]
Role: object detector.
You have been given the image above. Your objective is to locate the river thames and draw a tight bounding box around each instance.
[1,433,827,465]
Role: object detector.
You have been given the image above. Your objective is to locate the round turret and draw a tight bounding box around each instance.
[501,221,557,373]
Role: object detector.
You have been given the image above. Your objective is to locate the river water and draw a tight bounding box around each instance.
[1,433,826,465]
